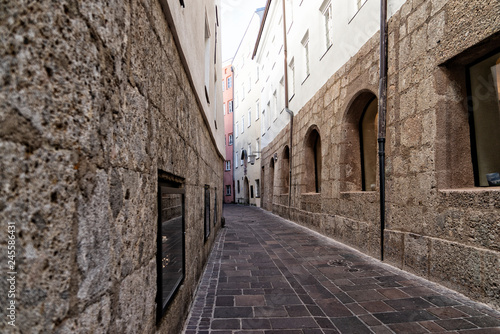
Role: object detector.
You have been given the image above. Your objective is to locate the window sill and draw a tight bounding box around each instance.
[438,187,500,193]
[320,44,333,61]
[301,74,310,85]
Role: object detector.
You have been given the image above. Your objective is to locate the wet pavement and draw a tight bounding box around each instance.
[183,204,500,334]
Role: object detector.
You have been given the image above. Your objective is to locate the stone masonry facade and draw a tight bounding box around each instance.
[0,1,223,333]
[261,0,500,310]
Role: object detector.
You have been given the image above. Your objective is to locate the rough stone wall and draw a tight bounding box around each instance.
[261,0,500,310]
[0,1,223,333]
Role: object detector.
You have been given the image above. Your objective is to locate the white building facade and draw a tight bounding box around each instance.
[233,7,265,206]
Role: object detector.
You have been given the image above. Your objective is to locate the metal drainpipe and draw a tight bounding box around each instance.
[378,0,388,261]
[282,0,293,214]
[231,66,235,204]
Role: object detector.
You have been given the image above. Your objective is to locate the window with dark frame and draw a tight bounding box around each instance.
[157,174,185,322]
[204,185,211,240]
[214,189,218,226]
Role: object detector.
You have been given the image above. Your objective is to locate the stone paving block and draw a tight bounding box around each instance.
[241,318,272,330]
[269,317,319,329]
[374,309,439,324]
[388,321,429,333]
[384,297,435,310]
[330,316,372,334]
[428,306,469,319]
[435,318,478,330]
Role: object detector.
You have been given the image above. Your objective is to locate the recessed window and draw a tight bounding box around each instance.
[227,76,232,88]
[360,98,378,191]
[282,146,290,194]
[320,0,333,50]
[304,127,321,193]
[228,134,233,145]
[228,100,233,113]
[157,174,185,321]
[301,32,310,79]
[467,51,500,186]
[225,161,231,171]
[204,185,210,241]
[226,185,231,196]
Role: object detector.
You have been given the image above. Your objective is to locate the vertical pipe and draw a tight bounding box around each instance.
[282,0,293,212]
[378,0,388,261]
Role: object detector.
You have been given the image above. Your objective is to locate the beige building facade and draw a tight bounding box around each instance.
[0,0,223,333]
[259,0,500,310]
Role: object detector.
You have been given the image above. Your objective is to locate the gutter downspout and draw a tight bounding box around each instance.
[378,0,388,261]
[231,65,236,204]
[282,0,293,214]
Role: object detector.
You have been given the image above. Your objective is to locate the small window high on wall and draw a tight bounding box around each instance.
[157,174,185,321]
[467,51,500,186]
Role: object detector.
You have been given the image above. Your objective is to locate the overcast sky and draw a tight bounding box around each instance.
[221,0,267,63]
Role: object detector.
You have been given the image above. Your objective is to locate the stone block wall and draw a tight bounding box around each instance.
[0,1,223,333]
[261,0,500,310]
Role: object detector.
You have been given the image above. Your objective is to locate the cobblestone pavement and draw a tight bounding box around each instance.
[183,204,500,334]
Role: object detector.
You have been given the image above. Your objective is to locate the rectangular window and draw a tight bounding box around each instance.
[204,185,210,240]
[228,100,233,113]
[213,189,217,226]
[157,175,185,320]
[235,151,239,169]
[289,58,295,97]
[248,108,252,127]
[357,0,367,10]
[467,51,500,186]
[250,185,254,198]
[204,15,211,102]
[273,90,278,120]
[225,185,231,196]
[256,100,260,120]
[256,139,260,160]
[223,102,226,115]
[235,122,239,137]
[228,133,233,145]
[248,143,252,162]
[225,161,231,171]
[255,179,260,198]
[241,116,245,133]
[228,76,232,88]
[321,1,333,50]
[237,180,240,194]
[302,32,310,79]
[222,79,225,91]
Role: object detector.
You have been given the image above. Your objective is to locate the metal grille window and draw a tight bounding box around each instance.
[157,176,185,321]
[204,185,211,240]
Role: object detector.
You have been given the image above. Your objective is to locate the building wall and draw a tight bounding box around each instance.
[222,63,235,203]
[260,0,500,310]
[0,1,223,333]
[233,9,264,206]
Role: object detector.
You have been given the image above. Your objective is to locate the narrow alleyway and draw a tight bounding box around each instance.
[184,205,500,334]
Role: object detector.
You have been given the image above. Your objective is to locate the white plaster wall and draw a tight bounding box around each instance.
[255,0,405,148]
[161,0,225,155]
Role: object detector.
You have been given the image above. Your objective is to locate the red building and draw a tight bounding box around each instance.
[222,63,234,203]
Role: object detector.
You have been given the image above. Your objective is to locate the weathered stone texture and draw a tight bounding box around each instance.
[0,1,223,333]
[261,0,500,310]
